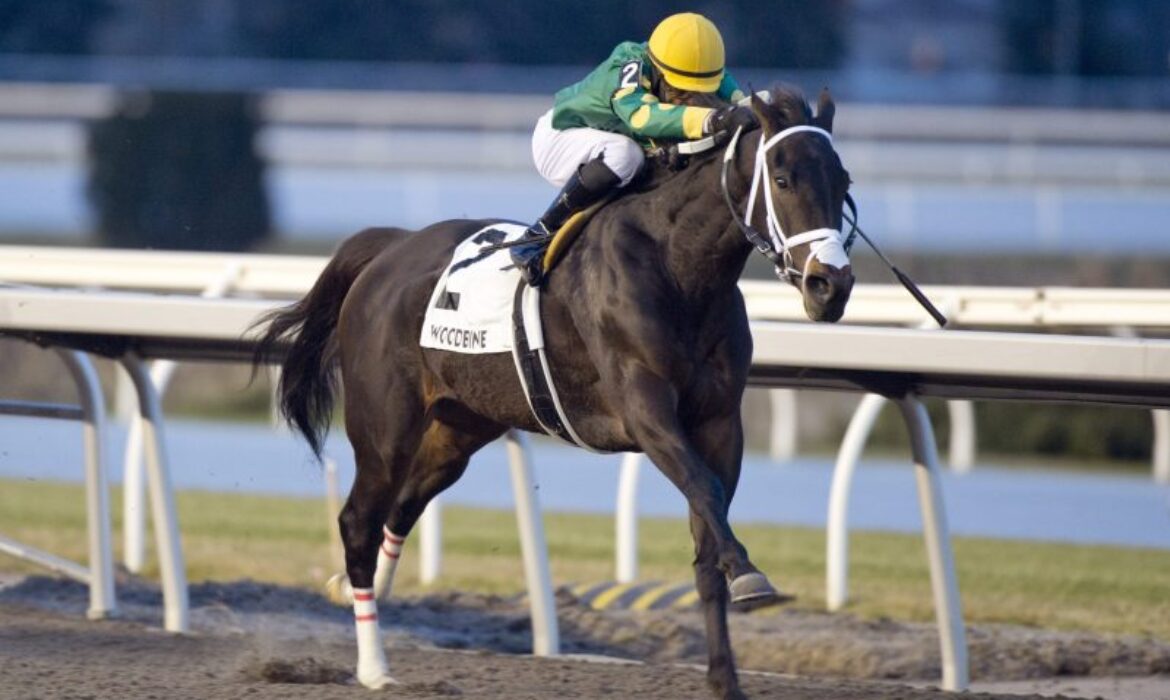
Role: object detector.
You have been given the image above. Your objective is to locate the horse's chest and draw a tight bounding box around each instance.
[681,354,741,404]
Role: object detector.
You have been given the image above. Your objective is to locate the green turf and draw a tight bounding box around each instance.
[2,477,1167,640]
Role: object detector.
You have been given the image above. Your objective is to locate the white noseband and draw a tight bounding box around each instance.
[737,125,849,283]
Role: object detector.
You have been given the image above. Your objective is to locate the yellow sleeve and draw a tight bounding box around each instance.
[611,85,713,140]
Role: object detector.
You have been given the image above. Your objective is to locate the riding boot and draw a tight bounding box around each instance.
[512,157,622,286]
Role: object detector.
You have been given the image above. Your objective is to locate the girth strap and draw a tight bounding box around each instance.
[510,282,605,452]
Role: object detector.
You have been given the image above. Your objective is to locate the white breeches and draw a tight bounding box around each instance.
[531,109,645,187]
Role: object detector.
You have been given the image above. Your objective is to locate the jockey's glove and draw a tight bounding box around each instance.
[703,105,758,136]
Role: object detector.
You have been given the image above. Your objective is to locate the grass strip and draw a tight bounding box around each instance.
[1,477,1167,640]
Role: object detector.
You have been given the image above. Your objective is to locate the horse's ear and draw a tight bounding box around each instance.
[750,91,781,135]
[814,88,836,133]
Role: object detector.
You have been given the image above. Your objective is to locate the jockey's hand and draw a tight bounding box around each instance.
[703,105,758,137]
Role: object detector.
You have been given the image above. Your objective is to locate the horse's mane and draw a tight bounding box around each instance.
[631,84,814,192]
[764,84,814,128]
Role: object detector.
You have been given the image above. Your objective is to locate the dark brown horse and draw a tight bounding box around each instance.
[253,86,853,699]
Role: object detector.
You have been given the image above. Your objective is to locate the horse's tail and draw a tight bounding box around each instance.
[250,228,398,457]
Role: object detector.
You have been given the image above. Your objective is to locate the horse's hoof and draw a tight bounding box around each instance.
[324,572,354,606]
[708,677,747,700]
[356,670,400,690]
[728,572,795,611]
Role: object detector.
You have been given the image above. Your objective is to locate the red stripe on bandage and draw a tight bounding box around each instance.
[354,613,377,622]
[353,591,374,602]
[385,534,405,545]
[380,544,400,559]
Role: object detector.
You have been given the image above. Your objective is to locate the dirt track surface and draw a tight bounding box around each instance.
[2,576,1167,699]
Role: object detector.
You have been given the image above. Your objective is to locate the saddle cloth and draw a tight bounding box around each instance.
[419,222,605,452]
[419,223,526,354]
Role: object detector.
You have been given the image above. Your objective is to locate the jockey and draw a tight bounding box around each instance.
[512,12,758,286]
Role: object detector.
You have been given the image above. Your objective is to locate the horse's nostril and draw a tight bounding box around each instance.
[805,274,832,301]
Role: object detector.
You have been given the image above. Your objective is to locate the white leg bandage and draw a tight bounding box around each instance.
[373,528,405,600]
[325,528,407,606]
[352,587,396,688]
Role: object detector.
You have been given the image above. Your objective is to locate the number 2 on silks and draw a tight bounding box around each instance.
[619,61,640,88]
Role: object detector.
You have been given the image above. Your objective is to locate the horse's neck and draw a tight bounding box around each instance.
[642,134,758,301]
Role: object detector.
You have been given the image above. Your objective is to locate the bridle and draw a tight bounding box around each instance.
[714,122,947,326]
[719,124,856,288]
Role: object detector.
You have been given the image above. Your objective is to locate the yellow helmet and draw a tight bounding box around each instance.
[647,12,725,93]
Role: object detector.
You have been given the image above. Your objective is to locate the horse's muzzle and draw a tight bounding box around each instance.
[802,264,854,323]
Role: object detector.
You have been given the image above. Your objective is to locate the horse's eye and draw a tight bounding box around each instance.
[774,176,789,189]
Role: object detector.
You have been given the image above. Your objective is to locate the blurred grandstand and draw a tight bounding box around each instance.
[0,0,1167,258]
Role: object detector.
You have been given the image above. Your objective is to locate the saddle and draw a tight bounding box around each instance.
[539,196,613,275]
[538,136,716,277]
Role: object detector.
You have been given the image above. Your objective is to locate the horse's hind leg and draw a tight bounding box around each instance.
[386,412,503,540]
[343,414,502,605]
[338,446,414,689]
[325,513,402,604]
[338,405,501,689]
[336,389,429,689]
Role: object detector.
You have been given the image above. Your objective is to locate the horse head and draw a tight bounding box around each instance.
[745,86,854,322]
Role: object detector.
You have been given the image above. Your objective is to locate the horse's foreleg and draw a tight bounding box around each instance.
[621,370,758,585]
[692,409,794,612]
[690,509,745,700]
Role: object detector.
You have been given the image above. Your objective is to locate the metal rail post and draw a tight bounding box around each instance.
[121,360,175,573]
[946,400,976,472]
[829,306,971,605]
[58,349,117,620]
[322,456,346,572]
[826,393,968,691]
[1153,410,1170,484]
[122,264,242,572]
[896,396,969,692]
[504,430,559,656]
[121,355,189,633]
[615,452,642,583]
[0,350,116,619]
[768,389,798,461]
[826,393,886,611]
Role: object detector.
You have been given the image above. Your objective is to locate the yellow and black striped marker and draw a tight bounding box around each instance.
[566,581,699,611]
